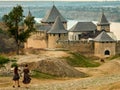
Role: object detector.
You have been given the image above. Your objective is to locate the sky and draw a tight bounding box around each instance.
[0,0,118,1]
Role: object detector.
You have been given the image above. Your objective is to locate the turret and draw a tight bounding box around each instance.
[47,16,68,48]
[41,5,67,29]
[97,11,110,32]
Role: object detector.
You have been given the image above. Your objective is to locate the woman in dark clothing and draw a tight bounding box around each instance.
[13,66,20,88]
[23,64,31,88]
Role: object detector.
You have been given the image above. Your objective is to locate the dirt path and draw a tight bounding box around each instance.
[1,51,120,90]
[1,73,120,90]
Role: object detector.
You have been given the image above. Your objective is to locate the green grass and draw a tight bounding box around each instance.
[31,70,57,79]
[65,53,100,67]
[108,54,120,60]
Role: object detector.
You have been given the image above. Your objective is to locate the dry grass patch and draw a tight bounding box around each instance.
[99,81,120,90]
[0,77,12,88]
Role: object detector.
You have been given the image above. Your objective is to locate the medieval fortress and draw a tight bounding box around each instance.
[25,5,120,58]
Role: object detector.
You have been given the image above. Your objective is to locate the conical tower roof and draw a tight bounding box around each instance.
[94,31,115,42]
[41,5,67,23]
[47,16,67,34]
[97,11,109,25]
[26,10,32,19]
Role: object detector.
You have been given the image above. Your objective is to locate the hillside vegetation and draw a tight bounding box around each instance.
[65,52,100,67]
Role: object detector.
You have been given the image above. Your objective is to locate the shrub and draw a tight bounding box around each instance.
[11,62,18,68]
[0,55,10,66]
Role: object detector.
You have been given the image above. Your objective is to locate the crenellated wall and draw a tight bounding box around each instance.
[24,32,47,49]
[56,41,94,55]
[25,33,94,56]
[47,33,68,48]
[25,32,118,57]
[97,24,110,32]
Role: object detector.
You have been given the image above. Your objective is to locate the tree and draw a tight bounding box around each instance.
[2,5,35,55]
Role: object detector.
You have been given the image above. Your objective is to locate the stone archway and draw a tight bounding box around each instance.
[104,50,110,55]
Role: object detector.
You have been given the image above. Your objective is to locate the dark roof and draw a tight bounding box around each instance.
[41,5,67,23]
[94,31,115,42]
[69,22,96,32]
[47,16,67,34]
[26,10,32,19]
[35,24,51,31]
[97,12,109,25]
[107,32,117,41]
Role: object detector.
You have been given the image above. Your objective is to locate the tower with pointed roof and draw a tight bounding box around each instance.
[27,10,32,18]
[24,10,32,48]
[41,5,67,29]
[94,31,116,58]
[47,16,68,48]
[97,11,110,32]
[24,10,33,28]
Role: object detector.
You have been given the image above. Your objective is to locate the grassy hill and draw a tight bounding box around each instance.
[65,52,100,67]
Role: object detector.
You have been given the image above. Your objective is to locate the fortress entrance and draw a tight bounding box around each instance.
[104,50,110,55]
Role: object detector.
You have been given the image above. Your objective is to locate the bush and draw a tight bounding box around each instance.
[0,55,10,66]
[11,62,18,68]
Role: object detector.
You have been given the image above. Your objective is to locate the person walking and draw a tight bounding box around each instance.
[22,64,31,89]
[12,66,20,88]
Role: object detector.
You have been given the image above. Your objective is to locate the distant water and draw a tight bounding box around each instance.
[0,1,120,40]
[0,1,120,22]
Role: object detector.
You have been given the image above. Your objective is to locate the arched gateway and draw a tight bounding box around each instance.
[104,50,110,55]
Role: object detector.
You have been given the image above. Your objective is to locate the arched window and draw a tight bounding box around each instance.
[104,50,110,55]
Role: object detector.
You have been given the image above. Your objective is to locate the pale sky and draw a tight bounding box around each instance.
[0,0,118,1]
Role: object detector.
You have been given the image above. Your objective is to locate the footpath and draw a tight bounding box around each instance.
[1,73,120,90]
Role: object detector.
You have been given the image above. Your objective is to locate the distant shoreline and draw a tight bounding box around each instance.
[0,1,120,22]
